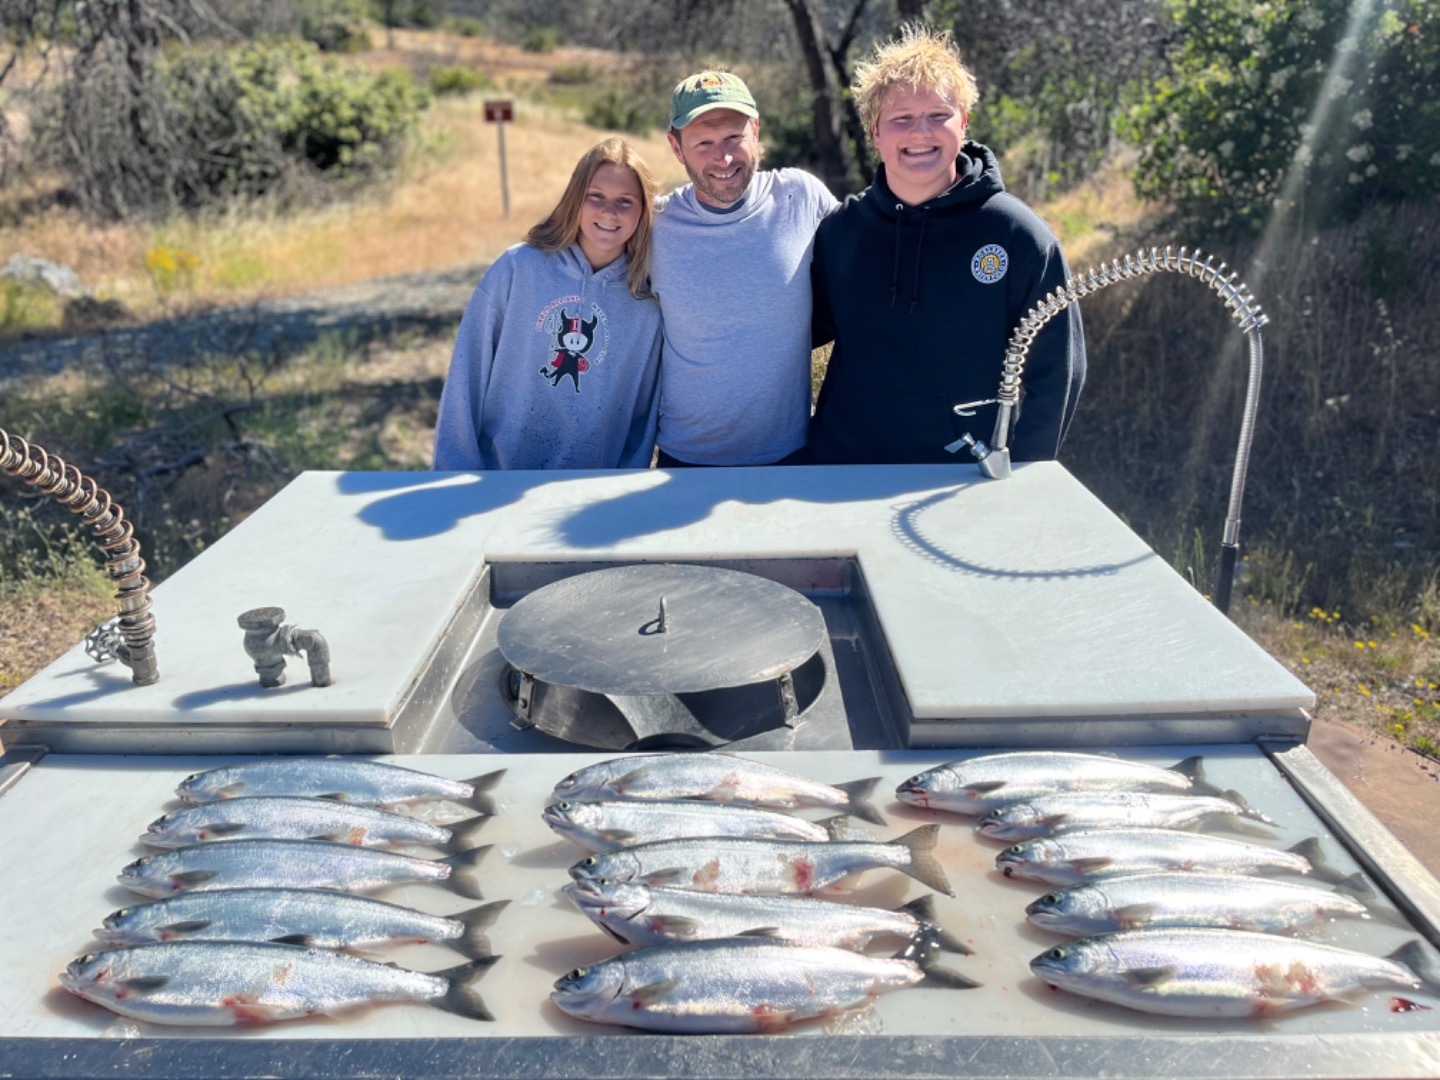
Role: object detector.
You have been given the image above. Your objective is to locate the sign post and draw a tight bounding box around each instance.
[483,99,514,218]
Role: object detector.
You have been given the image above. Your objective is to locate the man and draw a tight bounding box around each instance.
[807,26,1086,465]
[649,70,838,466]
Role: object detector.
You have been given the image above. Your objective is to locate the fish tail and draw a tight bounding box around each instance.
[433,955,499,1021]
[443,817,491,855]
[1171,755,1223,797]
[453,899,509,959]
[894,824,954,897]
[461,770,506,816]
[899,933,979,989]
[834,777,885,825]
[1333,871,1376,901]
[896,896,972,954]
[441,846,491,900]
[1389,940,1440,998]
[1288,837,1346,884]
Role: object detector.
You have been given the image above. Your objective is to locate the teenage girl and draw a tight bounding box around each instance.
[434,137,662,469]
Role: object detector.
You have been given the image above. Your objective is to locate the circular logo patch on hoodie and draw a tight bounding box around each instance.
[971,244,1008,284]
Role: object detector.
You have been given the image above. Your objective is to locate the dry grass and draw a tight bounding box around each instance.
[0,30,688,326]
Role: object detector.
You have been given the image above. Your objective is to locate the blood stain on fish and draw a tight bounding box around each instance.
[1391,997,1432,1013]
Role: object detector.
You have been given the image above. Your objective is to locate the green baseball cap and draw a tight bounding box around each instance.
[669,70,759,129]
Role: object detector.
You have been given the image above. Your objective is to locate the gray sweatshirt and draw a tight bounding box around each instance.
[650,169,837,465]
[433,243,662,470]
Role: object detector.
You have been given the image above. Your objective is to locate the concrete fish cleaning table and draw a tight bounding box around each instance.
[2,463,1440,1078]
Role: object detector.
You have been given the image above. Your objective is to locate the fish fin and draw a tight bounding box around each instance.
[895,896,971,954]
[1122,966,1177,989]
[819,814,853,840]
[613,765,655,793]
[629,978,679,1006]
[1170,755,1223,796]
[642,867,692,887]
[1388,941,1440,998]
[600,828,639,845]
[441,846,492,900]
[433,955,499,1022]
[1288,837,1345,884]
[271,933,317,947]
[1334,872,1376,901]
[213,783,247,800]
[1222,789,1277,826]
[315,792,350,803]
[172,871,219,887]
[204,821,249,837]
[834,778,885,826]
[1070,856,1114,874]
[894,825,954,897]
[461,770,506,816]
[899,935,980,989]
[162,920,214,936]
[737,926,785,939]
[443,817,492,855]
[648,915,701,938]
[453,900,509,959]
[117,975,171,995]
[1113,902,1161,929]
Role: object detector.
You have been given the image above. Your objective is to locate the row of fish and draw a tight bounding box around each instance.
[902,750,1440,1018]
[62,758,513,1027]
[541,754,977,1033]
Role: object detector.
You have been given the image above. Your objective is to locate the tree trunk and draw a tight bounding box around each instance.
[780,0,853,194]
[896,0,927,22]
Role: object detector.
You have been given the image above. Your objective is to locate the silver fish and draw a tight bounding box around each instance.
[144,797,489,853]
[1025,871,1373,936]
[996,830,1339,886]
[1030,929,1440,1018]
[896,752,1215,816]
[551,753,885,825]
[563,880,971,953]
[976,790,1275,841]
[542,798,838,851]
[60,941,497,1025]
[97,888,508,958]
[551,936,975,1033]
[569,825,952,897]
[177,760,505,813]
[119,839,489,899]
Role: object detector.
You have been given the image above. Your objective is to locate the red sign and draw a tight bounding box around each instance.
[484,100,514,123]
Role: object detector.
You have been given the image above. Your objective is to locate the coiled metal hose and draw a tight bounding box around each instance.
[987,246,1268,615]
[0,427,159,685]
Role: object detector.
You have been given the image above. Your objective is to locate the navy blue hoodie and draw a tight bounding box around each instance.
[808,142,1085,464]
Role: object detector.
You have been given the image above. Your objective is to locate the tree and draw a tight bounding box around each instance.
[1121,0,1440,229]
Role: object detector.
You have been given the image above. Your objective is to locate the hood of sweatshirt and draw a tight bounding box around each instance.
[864,141,1006,312]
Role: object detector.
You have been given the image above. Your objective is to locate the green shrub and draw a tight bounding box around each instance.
[583,89,660,135]
[548,63,595,86]
[521,27,559,53]
[429,64,491,96]
[1121,0,1440,230]
[450,16,486,37]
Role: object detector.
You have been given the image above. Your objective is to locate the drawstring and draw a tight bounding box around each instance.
[909,208,929,313]
[889,203,904,308]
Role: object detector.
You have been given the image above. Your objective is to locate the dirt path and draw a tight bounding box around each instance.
[0,262,485,386]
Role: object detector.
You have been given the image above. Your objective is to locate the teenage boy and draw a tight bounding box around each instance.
[808,26,1086,464]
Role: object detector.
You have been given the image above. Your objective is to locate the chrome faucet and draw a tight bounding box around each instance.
[238,607,332,688]
[948,246,1269,614]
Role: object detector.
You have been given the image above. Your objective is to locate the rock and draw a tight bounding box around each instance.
[1,254,86,299]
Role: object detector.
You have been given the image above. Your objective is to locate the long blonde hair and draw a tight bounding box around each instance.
[526,137,658,298]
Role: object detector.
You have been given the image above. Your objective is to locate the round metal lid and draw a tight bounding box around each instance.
[496,564,827,696]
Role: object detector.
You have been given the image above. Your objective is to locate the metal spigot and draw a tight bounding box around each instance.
[1,427,158,685]
[951,245,1269,615]
[238,607,332,688]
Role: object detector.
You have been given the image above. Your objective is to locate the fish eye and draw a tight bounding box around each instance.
[1043,893,1061,903]
[1007,845,1024,854]
[181,774,196,783]
[113,908,130,918]
[567,967,587,979]
[1047,947,1067,960]
[583,857,597,867]
[78,952,96,964]
[557,802,571,811]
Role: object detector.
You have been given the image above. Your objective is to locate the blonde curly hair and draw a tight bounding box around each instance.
[853,25,979,146]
